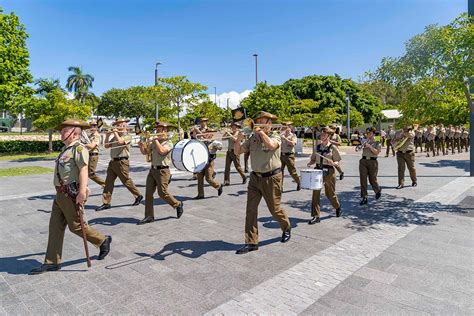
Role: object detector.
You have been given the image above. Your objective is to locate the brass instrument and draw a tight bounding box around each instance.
[393,135,409,151]
[355,137,367,152]
[242,118,284,136]
[138,132,174,162]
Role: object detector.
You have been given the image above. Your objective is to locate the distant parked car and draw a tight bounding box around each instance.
[0,126,8,132]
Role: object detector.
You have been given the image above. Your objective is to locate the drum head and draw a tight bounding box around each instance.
[172,140,209,173]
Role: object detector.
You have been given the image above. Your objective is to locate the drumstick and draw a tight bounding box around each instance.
[312,152,334,164]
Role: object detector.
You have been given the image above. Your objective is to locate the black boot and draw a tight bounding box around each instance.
[30,264,61,275]
[281,229,291,243]
[176,202,184,219]
[137,217,154,225]
[98,236,112,260]
[95,204,111,212]
[308,217,320,225]
[242,176,248,185]
[360,197,368,205]
[217,184,223,196]
[235,244,258,254]
[336,208,342,217]
[375,190,382,199]
[132,195,143,206]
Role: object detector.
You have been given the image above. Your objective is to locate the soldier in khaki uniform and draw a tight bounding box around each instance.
[461,127,469,152]
[435,124,446,156]
[307,127,342,224]
[414,126,423,153]
[193,118,223,199]
[385,125,396,157]
[84,120,106,187]
[234,111,291,254]
[137,121,183,225]
[447,125,455,154]
[96,118,143,211]
[223,122,247,185]
[31,119,111,274]
[454,126,462,153]
[358,127,382,205]
[425,126,436,157]
[394,126,417,189]
[280,122,301,190]
[329,126,345,180]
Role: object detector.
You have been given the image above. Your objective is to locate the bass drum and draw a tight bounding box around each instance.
[172,139,209,173]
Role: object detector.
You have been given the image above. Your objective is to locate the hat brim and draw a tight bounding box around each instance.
[113,120,130,125]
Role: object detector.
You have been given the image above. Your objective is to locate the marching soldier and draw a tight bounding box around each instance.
[385,125,396,157]
[307,127,342,224]
[447,125,455,154]
[137,121,184,225]
[435,124,446,156]
[329,126,344,180]
[425,126,436,157]
[31,119,111,274]
[193,118,223,199]
[223,122,247,186]
[454,126,462,153]
[358,127,382,205]
[280,122,301,190]
[414,126,423,153]
[394,126,417,189]
[461,127,469,152]
[95,118,143,211]
[234,111,291,254]
[84,120,106,187]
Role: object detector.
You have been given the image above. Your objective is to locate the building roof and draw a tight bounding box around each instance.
[381,109,401,119]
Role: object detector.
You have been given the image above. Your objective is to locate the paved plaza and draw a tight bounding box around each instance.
[0,146,473,315]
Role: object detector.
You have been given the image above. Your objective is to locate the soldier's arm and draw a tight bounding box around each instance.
[257,130,279,150]
[113,132,126,145]
[77,165,88,205]
[138,142,148,155]
[234,132,248,155]
[154,139,170,155]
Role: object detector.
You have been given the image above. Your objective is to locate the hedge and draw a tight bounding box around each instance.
[0,140,64,154]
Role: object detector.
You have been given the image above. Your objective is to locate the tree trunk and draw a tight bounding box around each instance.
[48,129,53,153]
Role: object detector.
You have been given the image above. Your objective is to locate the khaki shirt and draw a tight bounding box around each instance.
[426,131,436,141]
[461,130,469,139]
[241,131,281,173]
[310,143,341,167]
[386,129,395,140]
[415,130,422,138]
[330,133,342,145]
[281,132,297,153]
[88,131,101,154]
[447,129,455,138]
[108,132,131,158]
[454,130,461,139]
[226,131,238,151]
[361,139,381,158]
[54,140,89,186]
[398,131,415,152]
[151,140,172,167]
[437,128,446,139]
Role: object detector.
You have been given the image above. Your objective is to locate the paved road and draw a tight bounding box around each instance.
[0,147,472,314]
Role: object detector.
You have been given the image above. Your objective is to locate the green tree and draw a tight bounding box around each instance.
[34,78,64,96]
[183,99,226,129]
[0,7,33,111]
[66,66,94,103]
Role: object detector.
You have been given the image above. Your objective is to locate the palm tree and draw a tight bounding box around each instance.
[35,78,63,96]
[66,66,94,102]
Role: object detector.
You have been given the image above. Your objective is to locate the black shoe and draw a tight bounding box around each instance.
[360,198,368,205]
[194,195,204,200]
[375,190,382,200]
[98,236,112,260]
[412,182,417,187]
[212,172,216,178]
[218,185,223,196]
[308,217,320,225]
[224,181,230,186]
[235,244,258,254]
[296,184,301,191]
[396,184,404,190]
[132,195,143,206]
[244,169,248,173]
[281,229,291,243]
[168,175,172,184]
[336,208,342,217]
[242,176,247,185]
[95,204,111,212]
[176,202,184,219]
[137,216,154,225]
[339,172,344,180]
[30,264,61,275]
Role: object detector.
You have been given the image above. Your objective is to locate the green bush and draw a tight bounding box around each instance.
[0,140,63,154]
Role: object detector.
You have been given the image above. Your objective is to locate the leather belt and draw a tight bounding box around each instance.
[113,157,128,161]
[282,152,294,156]
[362,156,377,160]
[252,168,281,178]
[398,150,413,154]
[151,165,169,170]
[89,153,99,156]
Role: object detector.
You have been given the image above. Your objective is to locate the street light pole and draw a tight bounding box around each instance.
[155,62,162,121]
[214,87,217,105]
[346,91,351,139]
[253,53,258,86]
[469,1,473,176]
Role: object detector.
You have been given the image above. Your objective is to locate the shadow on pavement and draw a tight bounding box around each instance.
[258,216,312,229]
[419,159,470,172]
[0,253,45,275]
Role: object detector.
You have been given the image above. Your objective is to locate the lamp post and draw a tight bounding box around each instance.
[346,91,351,139]
[154,62,162,121]
[253,53,258,86]
[469,1,474,176]
[214,87,217,105]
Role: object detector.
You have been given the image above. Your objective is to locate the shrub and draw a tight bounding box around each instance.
[0,140,63,154]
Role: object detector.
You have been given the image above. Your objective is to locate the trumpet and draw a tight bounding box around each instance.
[242,118,283,136]
[355,137,367,151]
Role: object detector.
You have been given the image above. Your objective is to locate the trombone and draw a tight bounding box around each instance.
[242,118,284,136]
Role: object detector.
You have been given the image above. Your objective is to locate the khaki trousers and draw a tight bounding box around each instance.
[45,192,105,264]
[359,159,381,198]
[385,139,395,156]
[88,155,106,187]
[224,150,245,183]
[454,138,461,153]
[425,140,436,156]
[280,153,300,186]
[102,159,141,204]
[245,172,290,244]
[311,168,340,217]
[414,138,423,152]
[244,152,250,171]
[462,138,469,151]
[448,138,455,154]
[197,160,221,196]
[436,139,446,155]
[396,151,417,186]
[145,168,179,217]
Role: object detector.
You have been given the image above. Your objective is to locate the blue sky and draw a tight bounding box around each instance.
[2,0,466,106]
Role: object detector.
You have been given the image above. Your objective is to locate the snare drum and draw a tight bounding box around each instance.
[172,139,209,173]
[300,169,323,190]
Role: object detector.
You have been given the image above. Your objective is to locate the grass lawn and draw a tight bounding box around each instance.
[0,152,59,161]
[0,166,54,177]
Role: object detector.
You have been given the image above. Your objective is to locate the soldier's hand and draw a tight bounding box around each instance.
[237,131,245,141]
[307,162,312,168]
[76,191,87,206]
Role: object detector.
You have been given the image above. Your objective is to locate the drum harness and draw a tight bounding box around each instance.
[316,143,333,178]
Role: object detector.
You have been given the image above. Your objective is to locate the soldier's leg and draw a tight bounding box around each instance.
[286,155,301,185]
[368,160,381,194]
[205,161,221,189]
[396,152,406,186]
[44,199,67,264]
[385,140,391,157]
[102,161,118,204]
[431,141,436,156]
[145,170,157,218]
[224,151,232,184]
[197,168,205,197]
[57,193,105,247]
[405,152,417,184]
[157,169,180,208]
[261,173,291,232]
[311,189,321,217]
[451,139,455,154]
[231,152,246,179]
[324,169,340,210]
[244,152,250,172]
[116,160,141,198]
[359,159,369,198]
[88,156,106,187]
[245,173,262,244]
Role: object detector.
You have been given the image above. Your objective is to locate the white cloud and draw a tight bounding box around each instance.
[208,90,252,109]
[65,91,75,100]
